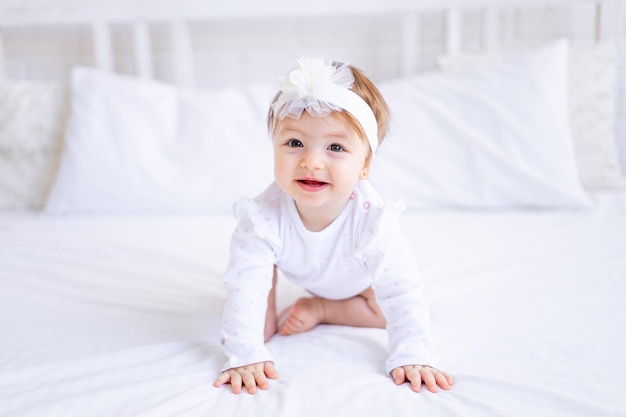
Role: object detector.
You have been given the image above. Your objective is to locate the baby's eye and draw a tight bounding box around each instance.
[328,144,345,152]
[287,139,303,148]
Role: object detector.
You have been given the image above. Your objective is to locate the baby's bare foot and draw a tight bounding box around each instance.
[280,297,325,336]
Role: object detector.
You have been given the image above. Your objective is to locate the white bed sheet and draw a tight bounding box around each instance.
[1,190,625,417]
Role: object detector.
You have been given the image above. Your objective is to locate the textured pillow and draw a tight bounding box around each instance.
[45,67,275,213]
[0,80,69,211]
[371,39,591,208]
[438,39,625,188]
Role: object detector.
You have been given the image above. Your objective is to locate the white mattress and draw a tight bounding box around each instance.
[1,190,626,417]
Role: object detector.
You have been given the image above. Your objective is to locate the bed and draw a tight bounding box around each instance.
[1,1,626,416]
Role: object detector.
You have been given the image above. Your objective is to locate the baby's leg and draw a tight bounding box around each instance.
[264,267,278,342]
[280,288,386,336]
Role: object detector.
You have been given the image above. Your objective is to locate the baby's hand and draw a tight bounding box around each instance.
[213,361,278,394]
[391,365,454,393]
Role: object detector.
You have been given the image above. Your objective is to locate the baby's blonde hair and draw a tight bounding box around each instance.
[268,61,390,158]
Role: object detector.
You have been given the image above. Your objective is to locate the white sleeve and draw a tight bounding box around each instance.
[220,214,276,371]
[367,224,437,375]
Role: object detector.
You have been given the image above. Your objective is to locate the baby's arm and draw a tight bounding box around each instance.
[218,214,278,393]
[365,215,453,392]
[391,365,453,393]
[214,361,278,394]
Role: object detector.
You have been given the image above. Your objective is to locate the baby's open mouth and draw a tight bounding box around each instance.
[298,179,328,187]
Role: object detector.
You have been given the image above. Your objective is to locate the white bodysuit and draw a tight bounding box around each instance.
[220,180,435,374]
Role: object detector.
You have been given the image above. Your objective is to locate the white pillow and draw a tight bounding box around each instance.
[0,80,69,211]
[371,39,591,208]
[45,67,276,213]
[438,39,625,188]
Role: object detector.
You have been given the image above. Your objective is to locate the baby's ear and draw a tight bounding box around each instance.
[363,153,373,170]
[360,168,369,180]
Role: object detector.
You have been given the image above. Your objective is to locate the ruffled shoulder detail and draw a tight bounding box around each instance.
[232,182,283,249]
[352,180,406,260]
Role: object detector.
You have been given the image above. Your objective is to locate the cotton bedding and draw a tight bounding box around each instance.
[1,189,625,417]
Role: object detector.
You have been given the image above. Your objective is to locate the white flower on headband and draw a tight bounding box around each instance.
[272,56,380,155]
[273,57,355,119]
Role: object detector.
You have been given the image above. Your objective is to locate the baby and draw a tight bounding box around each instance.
[214,57,453,394]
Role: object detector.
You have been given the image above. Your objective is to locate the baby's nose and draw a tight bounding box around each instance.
[300,148,325,170]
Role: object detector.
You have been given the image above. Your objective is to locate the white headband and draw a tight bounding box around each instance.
[272,57,379,154]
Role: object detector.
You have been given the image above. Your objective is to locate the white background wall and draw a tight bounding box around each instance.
[1,0,625,170]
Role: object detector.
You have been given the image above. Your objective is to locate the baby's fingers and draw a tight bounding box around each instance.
[419,368,437,393]
[214,370,245,394]
[391,367,406,385]
[405,367,424,392]
[392,365,454,393]
[392,366,423,391]
[420,367,454,392]
[214,362,278,395]
[248,363,279,392]
[435,370,454,390]
[241,370,259,394]
[264,361,279,380]
[213,372,231,388]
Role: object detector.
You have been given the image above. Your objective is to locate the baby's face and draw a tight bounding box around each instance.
[272,111,370,227]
